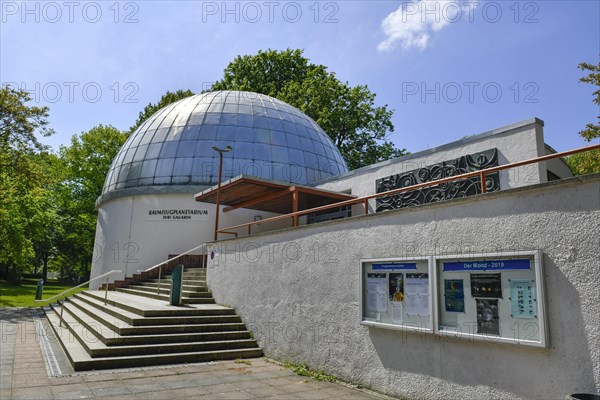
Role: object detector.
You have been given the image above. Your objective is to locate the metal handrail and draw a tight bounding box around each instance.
[35,269,123,327]
[34,269,123,304]
[36,240,212,328]
[142,242,208,273]
[138,242,209,294]
[217,143,600,236]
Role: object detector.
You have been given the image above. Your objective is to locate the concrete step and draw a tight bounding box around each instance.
[65,297,132,336]
[45,307,262,372]
[115,287,216,304]
[65,298,247,343]
[136,281,208,292]
[126,284,212,298]
[109,270,206,292]
[154,271,206,278]
[148,278,207,286]
[67,298,246,337]
[78,291,230,318]
[49,303,258,357]
[44,266,261,372]
[182,268,206,273]
[182,271,206,279]
[165,270,206,277]
[74,292,141,325]
[168,268,205,274]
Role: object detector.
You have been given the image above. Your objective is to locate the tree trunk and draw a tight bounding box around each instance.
[42,253,48,282]
[8,263,20,283]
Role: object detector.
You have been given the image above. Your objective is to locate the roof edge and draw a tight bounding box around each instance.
[316,117,544,185]
[194,174,357,201]
[96,184,211,208]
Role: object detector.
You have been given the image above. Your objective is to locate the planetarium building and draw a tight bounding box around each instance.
[86,90,600,399]
[91,90,577,286]
[91,91,349,282]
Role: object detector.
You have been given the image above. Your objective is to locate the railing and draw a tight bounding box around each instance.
[35,243,210,316]
[217,143,600,237]
[35,269,123,327]
[138,242,209,295]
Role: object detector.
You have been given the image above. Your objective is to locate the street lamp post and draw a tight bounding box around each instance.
[212,145,232,241]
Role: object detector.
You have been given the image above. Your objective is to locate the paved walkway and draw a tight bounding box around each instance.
[1,308,388,400]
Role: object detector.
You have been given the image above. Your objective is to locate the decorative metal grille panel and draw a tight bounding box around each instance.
[375,149,499,212]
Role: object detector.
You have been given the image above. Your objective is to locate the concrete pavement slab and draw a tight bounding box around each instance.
[2,307,393,400]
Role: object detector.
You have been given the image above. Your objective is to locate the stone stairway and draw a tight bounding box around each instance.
[43,267,262,371]
[115,267,215,304]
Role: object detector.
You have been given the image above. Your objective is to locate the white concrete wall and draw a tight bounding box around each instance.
[546,157,573,179]
[316,119,548,201]
[545,145,574,180]
[90,193,289,289]
[207,174,600,399]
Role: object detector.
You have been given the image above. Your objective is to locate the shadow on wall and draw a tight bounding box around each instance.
[368,255,596,398]
[206,175,599,399]
[542,255,597,394]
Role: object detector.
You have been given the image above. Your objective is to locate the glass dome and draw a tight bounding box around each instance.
[101,91,348,200]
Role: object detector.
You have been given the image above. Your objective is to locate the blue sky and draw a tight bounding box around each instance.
[1,0,599,154]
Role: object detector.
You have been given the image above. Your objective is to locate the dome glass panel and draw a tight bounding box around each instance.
[101,91,348,197]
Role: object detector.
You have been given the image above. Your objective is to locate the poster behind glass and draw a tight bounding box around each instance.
[362,259,431,331]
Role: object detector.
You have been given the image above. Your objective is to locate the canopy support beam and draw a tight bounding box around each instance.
[223,187,293,213]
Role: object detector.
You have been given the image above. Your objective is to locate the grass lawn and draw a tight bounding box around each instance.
[0,278,87,308]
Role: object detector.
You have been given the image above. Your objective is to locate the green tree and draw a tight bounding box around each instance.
[567,61,600,175]
[566,150,600,175]
[577,61,600,141]
[0,86,53,154]
[210,49,406,169]
[0,159,37,281]
[211,49,324,97]
[56,125,128,280]
[0,86,55,282]
[30,152,64,282]
[129,89,194,133]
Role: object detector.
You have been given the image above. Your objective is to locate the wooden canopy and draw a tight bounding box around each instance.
[194,175,355,215]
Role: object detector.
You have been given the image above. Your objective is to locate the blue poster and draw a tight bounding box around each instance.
[444,279,464,312]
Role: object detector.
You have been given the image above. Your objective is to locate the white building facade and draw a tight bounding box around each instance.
[89,91,600,398]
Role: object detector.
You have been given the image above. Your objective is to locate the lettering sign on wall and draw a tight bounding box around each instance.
[147,209,209,222]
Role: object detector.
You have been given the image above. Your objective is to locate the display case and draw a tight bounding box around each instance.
[360,257,434,333]
[360,250,548,347]
[435,250,548,347]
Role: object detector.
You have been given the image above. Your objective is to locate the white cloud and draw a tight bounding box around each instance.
[378,1,477,51]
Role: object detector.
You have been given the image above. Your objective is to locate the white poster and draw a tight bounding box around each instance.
[367,273,388,313]
[392,302,403,324]
[405,273,430,316]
